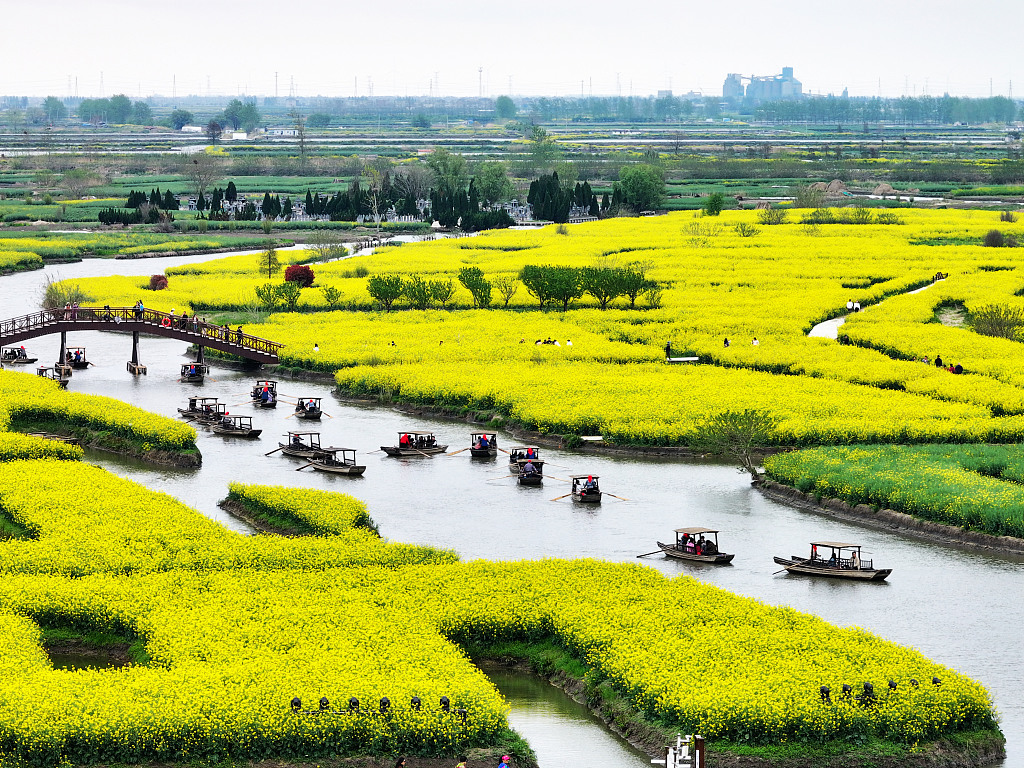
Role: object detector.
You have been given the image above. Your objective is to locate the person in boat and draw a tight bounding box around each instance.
[188,365,196,376]
[525,447,536,460]
[296,400,307,412]
[811,544,819,560]
[292,434,304,446]
[522,460,538,476]
[702,537,718,555]
[73,350,82,363]
[479,434,489,449]
[399,433,410,447]
[678,533,690,552]
[827,552,837,567]
[221,413,233,427]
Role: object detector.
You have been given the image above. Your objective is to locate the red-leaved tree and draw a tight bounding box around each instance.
[150,274,169,290]
[284,264,315,287]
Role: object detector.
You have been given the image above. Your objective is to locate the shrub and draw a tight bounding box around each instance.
[757,207,789,225]
[983,229,1005,248]
[149,275,169,291]
[284,264,315,287]
[999,211,1017,223]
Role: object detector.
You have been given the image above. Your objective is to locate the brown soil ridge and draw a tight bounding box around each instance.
[758,479,1024,557]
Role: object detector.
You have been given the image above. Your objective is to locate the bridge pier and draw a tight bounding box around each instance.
[196,345,206,365]
[55,331,73,379]
[127,331,147,375]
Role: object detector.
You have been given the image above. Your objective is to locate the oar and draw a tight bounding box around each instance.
[545,474,571,482]
[410,446,434,458]
[497,447,510,455]
[636,550,663,558]
[550,493,572,501]
[605,493,630,501]
[295,462,314,471]
[265,446,286,456]
[284,412,297,419]
[772,568,790,575]
[447,447,470,456]
[487,474,518,481]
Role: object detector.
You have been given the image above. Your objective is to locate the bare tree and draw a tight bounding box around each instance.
[307,229,348,262]
[393,165,431,200]
[61,168,100,199]
[182,153,221,205]
[366,167,386,232]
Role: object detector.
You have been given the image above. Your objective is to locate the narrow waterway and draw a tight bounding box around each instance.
[2,255,1021,767]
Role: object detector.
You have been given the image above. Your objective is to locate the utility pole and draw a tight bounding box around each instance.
[275,72,278,99]
[172,74,176,101]
[478,67,483,98]
[100,71,104,97]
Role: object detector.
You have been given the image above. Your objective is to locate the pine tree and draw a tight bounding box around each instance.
[163,189,178,210]
[226,181,237,203]
[304,189,314,216]
[262,192,273,220]
[150,189,160,207]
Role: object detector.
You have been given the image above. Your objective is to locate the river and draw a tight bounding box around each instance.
[1,254,1021,767]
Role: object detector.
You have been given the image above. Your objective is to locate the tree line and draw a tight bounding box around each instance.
[365,263,659,312]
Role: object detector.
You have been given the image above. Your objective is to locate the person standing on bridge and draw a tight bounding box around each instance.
[236,326,244,344]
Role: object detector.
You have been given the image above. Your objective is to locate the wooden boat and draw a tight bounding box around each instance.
[177,396,220,419]
[657,527,735,564]
[469,432,498,458]
[62,347,90,370]
[35,366,68,389]
[2,347,37,365]
[309,447,366,476]
[278,431,324,459]
[508,446,544,474]
[774,541,891,582]
[518,466,543,486]
[382,431,448,456]
[54,362,73,379]
[180,362,209,384]
[212,415,262,438]
[571,474,602,504]
[251,379,279,408]
[293,397,323,420]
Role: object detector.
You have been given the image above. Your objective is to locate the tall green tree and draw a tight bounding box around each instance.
[619,164,664,212]
[169,109,194,129]
[107,94,132,123]
[689,410,777,480]
[42,96,67,122]
[458,267,492,308]
[259,242,280,279]
[495,95,516,119]
[367,274,405,311]
[475,162,514,206]
[426,148,468,199]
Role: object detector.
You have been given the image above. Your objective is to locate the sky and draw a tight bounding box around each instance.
[1,0,1019,100]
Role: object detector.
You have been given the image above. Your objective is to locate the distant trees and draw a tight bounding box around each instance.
[411,114,431,129]
[426,148,468,198]
[702,192,725,216]
[169,109,194,130]
[42,96,67,122]
[495,96,516,119]
[306,113,332,128]
[78,94,139,124]
[130,102,153,125]
[223,99,260,131]
[62,168,100,198]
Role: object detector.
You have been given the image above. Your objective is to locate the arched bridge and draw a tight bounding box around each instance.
[0,307,282,366]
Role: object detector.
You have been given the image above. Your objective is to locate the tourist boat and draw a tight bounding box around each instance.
[508,446,544,473]
[293,397,323,420]
[382,431,448,456]
[657,527,735,564]
[251,380,278,408]
[36,365,68,389]
[61,347,90,370]
[518,464,543,486]
[309,447,366,476]
[180,362,209,384]
[54,362,73,379]
[469,432,498,458]
[178,396,221,419]
[212,415,262,438]
[1,347,37,365]
[278,431,325,459]
[774,541,892,582]
[571,474,602,504]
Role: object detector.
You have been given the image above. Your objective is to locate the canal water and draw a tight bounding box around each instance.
[2,254,1021,767]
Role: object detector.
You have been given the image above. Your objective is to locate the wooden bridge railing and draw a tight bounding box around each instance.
[0,307,283,361]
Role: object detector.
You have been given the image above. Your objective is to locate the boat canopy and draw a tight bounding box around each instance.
[675,526,719,535]
[570,474,600,480]
[398,431,436,436]
[286,431,321,437]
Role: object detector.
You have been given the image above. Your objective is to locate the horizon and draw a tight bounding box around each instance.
[0,0,1017,102]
